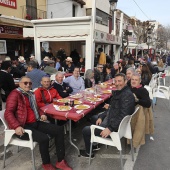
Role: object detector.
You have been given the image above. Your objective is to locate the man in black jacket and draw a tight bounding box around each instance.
[53,71,73,98]
[80,73,135,158]
[0,61,15,103]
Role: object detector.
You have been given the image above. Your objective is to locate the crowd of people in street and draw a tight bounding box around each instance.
[0,46,169,170]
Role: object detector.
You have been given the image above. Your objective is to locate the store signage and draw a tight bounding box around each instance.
[0,25,23,35]
[0,0,17,9]
[94,30,121,45]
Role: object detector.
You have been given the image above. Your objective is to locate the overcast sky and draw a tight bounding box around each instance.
[117,0,170,26]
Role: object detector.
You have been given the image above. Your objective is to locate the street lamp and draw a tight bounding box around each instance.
[109,0,118,60]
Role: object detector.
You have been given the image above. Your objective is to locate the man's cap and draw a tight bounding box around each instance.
[66,57,73,62]
[18,56,25,62]
[43,56,50,61]
[4,56,11,61]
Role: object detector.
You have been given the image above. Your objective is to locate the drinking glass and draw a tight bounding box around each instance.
[53,98,58,105]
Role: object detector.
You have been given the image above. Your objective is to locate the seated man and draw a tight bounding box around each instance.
[34,76,62,108]
[130,72,151,108]
[80,73,135,158]
[64,67,85,94]
[4,76,72,170]
[94,64,104,84]
[126,67,136,87]
[53,71,73,98]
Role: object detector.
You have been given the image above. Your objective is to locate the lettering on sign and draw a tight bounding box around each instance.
[0,0,17,9]
[0,25,23,35]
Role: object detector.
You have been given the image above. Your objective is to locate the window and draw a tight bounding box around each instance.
[73,5,76,17]
[26,0,37,19]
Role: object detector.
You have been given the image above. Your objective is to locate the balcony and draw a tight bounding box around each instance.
[20,5,47,20]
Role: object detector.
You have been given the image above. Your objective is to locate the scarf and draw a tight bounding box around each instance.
[17,88,40,120]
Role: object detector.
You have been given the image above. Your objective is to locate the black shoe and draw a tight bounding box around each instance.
[92,144,101,151]
[80,150,95,159]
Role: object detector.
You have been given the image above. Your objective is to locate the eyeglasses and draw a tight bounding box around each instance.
[21,82,32,86]
[98,67,103,69]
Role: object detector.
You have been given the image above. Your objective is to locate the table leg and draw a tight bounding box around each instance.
[69,120,80,156]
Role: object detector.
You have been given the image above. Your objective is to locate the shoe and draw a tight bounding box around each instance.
[42,164,56,170]
[56,160,72,170]
[92,144,101,151]
[80,149,95,159]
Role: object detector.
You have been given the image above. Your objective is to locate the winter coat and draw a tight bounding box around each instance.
[34,87,62,108]
[99,85,135,132]
[4,89,44,130]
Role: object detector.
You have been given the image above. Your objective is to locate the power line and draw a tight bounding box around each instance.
[132,0,150,20]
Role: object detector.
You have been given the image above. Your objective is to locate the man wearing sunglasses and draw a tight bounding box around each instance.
[4,76,72,170]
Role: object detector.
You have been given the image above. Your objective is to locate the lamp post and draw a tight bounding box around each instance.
[109,0,118,61]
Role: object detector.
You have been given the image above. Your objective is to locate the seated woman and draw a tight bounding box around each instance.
[141,64,152,85]
[130,72,151,108]
[84,69,95,88]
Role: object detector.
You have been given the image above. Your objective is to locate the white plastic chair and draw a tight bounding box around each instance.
[89,107,139,170]
[158,72,165,86]
[153,86,170,108]
[0,110,37,170]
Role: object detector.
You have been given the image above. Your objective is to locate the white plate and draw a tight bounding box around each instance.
[57,99,70,103]
[54,105,72,111]
[70,94,83,99]
[86,97,102,102]
[74,104,90,110]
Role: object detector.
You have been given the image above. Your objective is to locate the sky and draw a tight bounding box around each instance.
[117,0,170,26]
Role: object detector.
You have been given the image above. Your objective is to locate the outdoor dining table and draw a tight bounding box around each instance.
[40,79,116,155]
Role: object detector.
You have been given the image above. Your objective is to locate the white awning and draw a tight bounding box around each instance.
[23,28,34,37]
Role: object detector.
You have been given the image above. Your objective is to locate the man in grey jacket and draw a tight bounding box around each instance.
[80,73,135,158]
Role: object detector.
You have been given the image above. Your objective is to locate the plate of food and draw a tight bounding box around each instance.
[102,90,112,94]
[70,93,83,99]
[74,100,82,105]
[86,97,102,102]
[99,84,107,89]
[74,104,90,110]
[57,99,70,103]
[94,94,102,98]
[54,105,72,111]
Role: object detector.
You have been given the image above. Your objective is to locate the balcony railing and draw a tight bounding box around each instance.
[20,5,47,20]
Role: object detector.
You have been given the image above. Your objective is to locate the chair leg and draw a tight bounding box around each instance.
[119,150,124,170]
[130,139,134,161]
[89,142,93,165]
[3,146,7,168]
[31,149,36,170]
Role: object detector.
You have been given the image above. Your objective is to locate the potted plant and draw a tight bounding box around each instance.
[25,14,32,20]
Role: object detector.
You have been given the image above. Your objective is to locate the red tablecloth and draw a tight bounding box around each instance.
[40,80,116,122]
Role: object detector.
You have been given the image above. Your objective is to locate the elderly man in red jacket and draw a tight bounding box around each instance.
[34,76,62,108]
[4,76,72,170]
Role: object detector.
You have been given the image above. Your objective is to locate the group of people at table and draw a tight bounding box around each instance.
[2,59,153,170]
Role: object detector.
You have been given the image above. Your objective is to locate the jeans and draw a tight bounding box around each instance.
[82,115,106,153]
[18,121,65,164]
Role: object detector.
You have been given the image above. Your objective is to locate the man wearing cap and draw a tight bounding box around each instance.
[30,55,39,68]
[64,57,75,73]
[39,56,50,70]
[44,60,57,75]
[64,67,85,94]
[26,61,47,89]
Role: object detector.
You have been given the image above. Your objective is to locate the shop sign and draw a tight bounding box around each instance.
[0,0,17,9]
[0,25,23,35]
[94,30,121,45]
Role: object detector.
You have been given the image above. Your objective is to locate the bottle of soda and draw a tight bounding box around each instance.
[70,99,74,107]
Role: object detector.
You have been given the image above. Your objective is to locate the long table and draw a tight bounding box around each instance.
[40,80,116,155]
